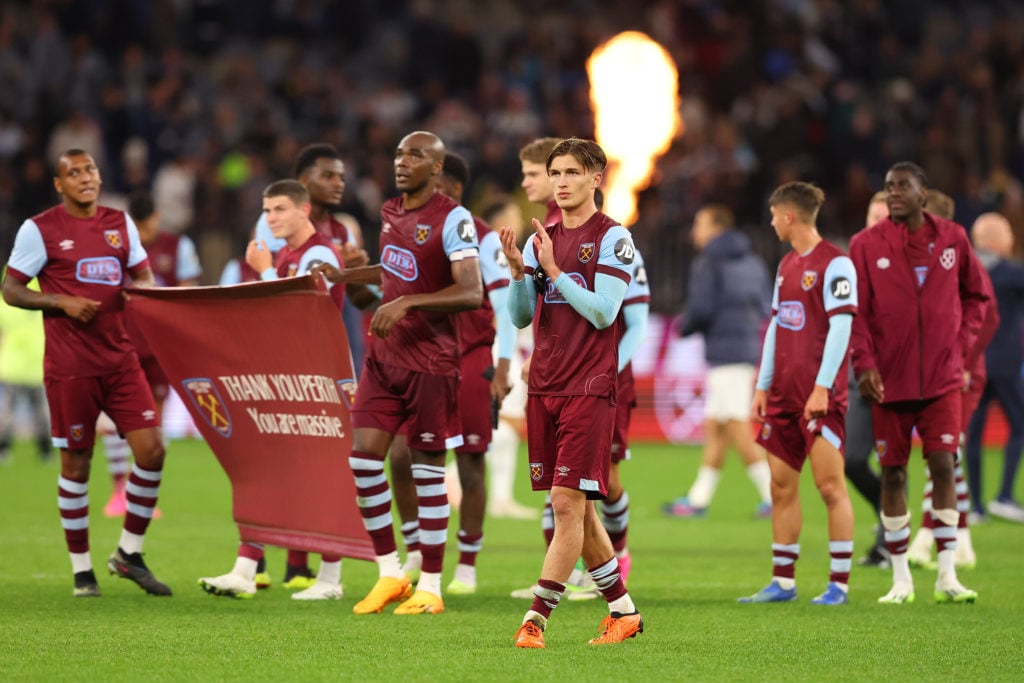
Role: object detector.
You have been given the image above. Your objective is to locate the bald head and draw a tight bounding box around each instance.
[399,131,445,163]
[972,212,1014,257]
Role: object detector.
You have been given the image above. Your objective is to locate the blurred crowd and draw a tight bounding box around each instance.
[2,0,1024,312]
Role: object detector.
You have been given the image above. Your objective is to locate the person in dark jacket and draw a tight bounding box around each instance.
[964,212,1024,523]
[664,204,773,518]
[850,162,990,605]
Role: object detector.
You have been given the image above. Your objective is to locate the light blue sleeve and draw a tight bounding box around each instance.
[522,234,539,272]
[489,286,516,359]
[597,224,636,280]
[771,266,781,311]
[297,244,340,275]
[254,213,287,252]
[442,206,479,260]
[125,214,148,268]
[618,302,650,371]
[176,235,202,282]
[815,313,853,387]
[554,271,627,329]
[218,259,241,286]
[7,219,46,278]
[508,277,536,328]
[823,255,857,312]
[755,317,778,391]
[623,248,651,301]
[478,231,509,289]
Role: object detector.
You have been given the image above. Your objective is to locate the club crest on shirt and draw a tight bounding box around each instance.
[287,263,298,277]
[182,378,233,438]
[940,247,956,270]
[801,270,817,291]
[104,230,122,248]
[70,424,85,442]
[578,242,595,263]
[530,462,544,481]
[415,224,431,245]
[336,379,358,409]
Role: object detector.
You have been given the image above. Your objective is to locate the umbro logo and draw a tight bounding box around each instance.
[60,239,74,251]
[419,432,435,443]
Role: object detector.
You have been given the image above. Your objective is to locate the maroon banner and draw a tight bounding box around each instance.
[125,276,373,560]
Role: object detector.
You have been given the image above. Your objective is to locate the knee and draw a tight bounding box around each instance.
[62,450,92,481]
[881,466,906,490]
[770,478,798,503]
[816,477,848,508]
[133,439,165,469]
[456,455,485,492]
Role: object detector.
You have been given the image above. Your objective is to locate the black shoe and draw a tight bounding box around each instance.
[282,563,314,584]
[108,548,173,595]
[73,569,101,597]
[857,544,891,569]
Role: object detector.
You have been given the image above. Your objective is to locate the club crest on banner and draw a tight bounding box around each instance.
[104,230,122,248]
[415,224,431,245]
[336,379,358,409]
[578,242,595,263]
[530,462,544,481]
[182,377,233,437]
[801,270,817,291]
[940,247,956,270]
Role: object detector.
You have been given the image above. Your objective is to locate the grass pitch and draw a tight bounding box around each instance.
[0,439,1021,681]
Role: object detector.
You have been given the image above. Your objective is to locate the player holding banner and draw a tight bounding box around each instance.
[3,149,171,597]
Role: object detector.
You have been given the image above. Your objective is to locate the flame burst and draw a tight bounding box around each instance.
[587,31,681,226]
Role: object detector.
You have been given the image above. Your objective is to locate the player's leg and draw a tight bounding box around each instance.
[388,433,422,581]
[29,385,53,462]
[598,399,633,583]
[664,418,724,517]
[199,542,263,598]
[989,374,1024,522]
[581,500,643,644]
[97,412,130,517]
[488,416,536,518]
[807,432,854,605]
[727,419,772,518]
[0,383,15,464]
[292,553,343,601]
[844,389,887,566]
[872,403,917,604]
[449,450,485,594]
[739,451,801,603]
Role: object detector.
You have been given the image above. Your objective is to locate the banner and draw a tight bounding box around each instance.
[125,277,374,559]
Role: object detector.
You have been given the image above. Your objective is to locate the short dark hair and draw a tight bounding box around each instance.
[55,148,93,175]
[519,137,561,164]
[888,161,929,188]
[927,189,955,219]
[481,199,514,225]
[547,137,607,174]
[700,204,735,230]
[442,152,470,187]
[263,179,310,206]
[127,189,156,223]
[294,143,341,179]
[769,181,826,222]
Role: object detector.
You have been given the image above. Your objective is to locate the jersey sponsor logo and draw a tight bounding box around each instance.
[494,247,508,268]
[635,265,648,285]
[914,266,927,287]
[940,247,955,270]
[182,378,233,438]
[777,301,805,331]
[336,379,357,409]
[831,276,852,299]
[60,239,74,251]
[104,230,122,248]
[415,224,432,244]
[578,242,595,263]
[530,462,544,481]
[457,219,476,243]
[801,270,817,291]
[381,245,418,281]
[614,238,635,264]
[75,257,122,285]
[70,424,85,442]
[543,272,587,304]
[876,257,890,269]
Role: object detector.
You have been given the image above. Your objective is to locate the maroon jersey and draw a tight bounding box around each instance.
[126,231,200,361]
[543,199,561,228]
[523,212,633,397]
[459,217,497,353]
[371,191,479,376]
[274,232,345,311]
[6,204,149,379]
[312,213,351,253]
[769,240,856,412]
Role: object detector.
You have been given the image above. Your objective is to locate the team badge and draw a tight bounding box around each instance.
[182,378,233,437]
[578,242,595,263]
[760,423,771,441]
[104,230,122,248]
[336,379,358,409]
[940,247,956,270]
[415,224,432,244]
[70,424,85,442]
[530,462,544,481]
[287,264,298,277]
[875,440,887,459]
[801,270,818,291]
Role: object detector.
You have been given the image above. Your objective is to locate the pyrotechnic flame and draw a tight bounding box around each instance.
[587,31,681,226]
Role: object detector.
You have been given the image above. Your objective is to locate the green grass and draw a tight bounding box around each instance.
[1,439,1022,681]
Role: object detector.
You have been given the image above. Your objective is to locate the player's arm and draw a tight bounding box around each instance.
[805,255,858,419]
[544,225,634,329]
[678,257,714,336]
[480,230,515,399]
[848,235,883,403]
[751,316,778,422]
[124,214,155,288]
[618,301,650,372]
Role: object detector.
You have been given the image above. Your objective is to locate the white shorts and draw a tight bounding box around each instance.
[705,363,756,422]
[496,327,533,420]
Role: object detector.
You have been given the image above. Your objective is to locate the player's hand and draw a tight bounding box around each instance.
[491,360,512,404]
[531,218,561,280]
[500,225,525,280]
[59,295,101,323]
[341,244,370,269]
[962,370,971,393]
[857,368,884,404]
[312,262,346,284]
[803,385,829,421]
[751,389,768,423]
[521,354,532,385]
[245,239,273,274]
[369,296,411,339]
